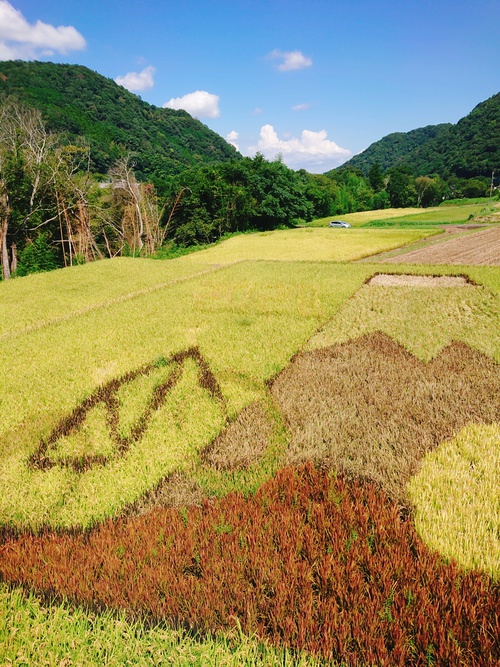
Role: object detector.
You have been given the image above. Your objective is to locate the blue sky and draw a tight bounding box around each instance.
[1,0,499,172]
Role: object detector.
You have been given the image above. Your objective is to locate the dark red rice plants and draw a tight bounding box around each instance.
[1,463,499,666]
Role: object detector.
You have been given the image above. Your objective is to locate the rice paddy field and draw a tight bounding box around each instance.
[1,219,499,666]
[308,198,500,228]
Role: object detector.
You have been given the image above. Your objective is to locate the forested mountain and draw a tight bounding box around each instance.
[343,92,500,179]
[1,61,498,281]
[0,60,239,179]
[339,124,451,174]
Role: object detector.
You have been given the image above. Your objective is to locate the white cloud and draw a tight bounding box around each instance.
[249,124,351,173]
[115,66,156,92]
[163,90,220,119]
[268,49,312,72]
[292,103,311,111]
[0,1,86,60]
[225,130,239,150]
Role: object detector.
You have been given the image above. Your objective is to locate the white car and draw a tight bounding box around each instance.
[329,220,351,228]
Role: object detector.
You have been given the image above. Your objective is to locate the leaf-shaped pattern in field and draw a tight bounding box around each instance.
[28,347,225,473]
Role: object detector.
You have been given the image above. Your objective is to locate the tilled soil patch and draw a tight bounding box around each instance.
[367,274,470,287]
[385,226,500,265]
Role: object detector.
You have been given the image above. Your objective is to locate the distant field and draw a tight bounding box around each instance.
[307,200,500,228]
[364,202,499,226]
[1,226,499,666]
[183,227,435,262]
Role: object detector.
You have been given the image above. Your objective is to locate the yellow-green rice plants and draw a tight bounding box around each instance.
[309,271,500,362]
[2,353,227,528]
[408,423,500,580]
[182,227,434,263]
[0,260,371,529]
[0,584,323,667]
[0,256,217,340]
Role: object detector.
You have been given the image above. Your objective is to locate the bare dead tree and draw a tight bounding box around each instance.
[109,156,145,254]
[108,156,177,256]
[0,182,10,280]
[49,143,103,265]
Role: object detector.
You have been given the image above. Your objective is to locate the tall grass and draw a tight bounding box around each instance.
[273,332,500,501]
[306,265,500,584]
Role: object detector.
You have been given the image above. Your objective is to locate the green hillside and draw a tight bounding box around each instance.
[343,92,500,179]
[339,124,451,174]
[0,60,240,179]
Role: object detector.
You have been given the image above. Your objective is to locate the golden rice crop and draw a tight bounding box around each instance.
[181,227,434,263]
[0,256,217,339]
[0,260,370,529]
[408,423,500,579]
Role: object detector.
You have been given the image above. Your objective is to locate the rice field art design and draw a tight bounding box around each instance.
[1,332,500,665]
[1,346,229,530]
[1,464,499,666]
[28,347,226,474]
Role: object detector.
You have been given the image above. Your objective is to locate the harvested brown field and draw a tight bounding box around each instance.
[122,472,206,517]
[386,226,500,265]
[271,332,500,501]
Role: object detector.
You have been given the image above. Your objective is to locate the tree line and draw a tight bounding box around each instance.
[0,96,496,280]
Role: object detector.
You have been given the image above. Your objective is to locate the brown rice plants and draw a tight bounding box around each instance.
[1,463,499,666]
[272,332,500,501]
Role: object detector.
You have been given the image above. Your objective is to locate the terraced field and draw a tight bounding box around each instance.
[1,225,499,666]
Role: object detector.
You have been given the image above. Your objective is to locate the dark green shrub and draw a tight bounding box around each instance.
[16,234,60,277]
